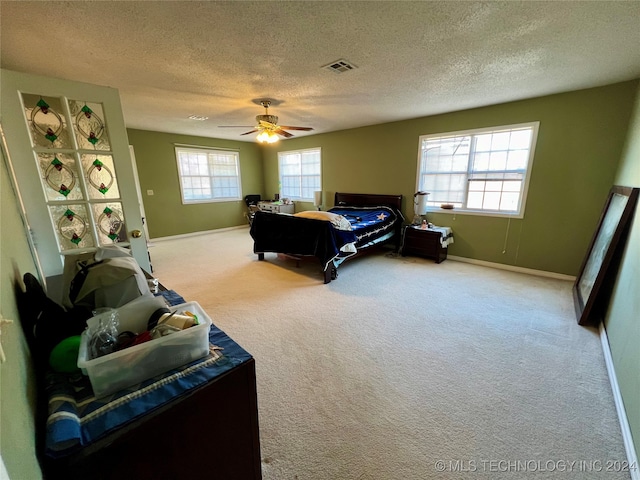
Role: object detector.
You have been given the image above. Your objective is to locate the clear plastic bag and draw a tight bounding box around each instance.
[89,308,119,359]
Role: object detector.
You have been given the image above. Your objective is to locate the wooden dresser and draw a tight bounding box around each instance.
[44,358,262,479]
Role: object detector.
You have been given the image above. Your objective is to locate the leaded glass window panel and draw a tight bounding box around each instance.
[36,153,84,201]
[68,100,111,150]
[81,154,121,199]
[49,204,95,251]
[21,91,129,253]
[91,202,128,244]
[21,94,73,149]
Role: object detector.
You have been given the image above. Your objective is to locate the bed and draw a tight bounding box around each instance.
[249,192,404,283]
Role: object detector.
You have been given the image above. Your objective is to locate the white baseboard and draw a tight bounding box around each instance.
[150,225,248,243]
[447,255,576,281]
[599,323,639,479]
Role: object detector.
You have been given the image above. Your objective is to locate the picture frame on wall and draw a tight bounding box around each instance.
[573,185,639,326]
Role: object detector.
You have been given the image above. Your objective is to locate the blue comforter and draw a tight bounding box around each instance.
[328,206,401,248]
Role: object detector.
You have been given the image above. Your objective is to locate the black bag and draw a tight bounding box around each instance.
[18,273,88,370]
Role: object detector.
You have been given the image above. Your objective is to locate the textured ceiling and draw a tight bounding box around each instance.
[2,1,640,142]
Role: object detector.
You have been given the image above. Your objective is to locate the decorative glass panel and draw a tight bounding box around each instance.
[49,204,95,251]
[92,202,128,244]
[21,94,72,149]
[68,100,111,150]
[81,154,120,199]
[37,153,84,201]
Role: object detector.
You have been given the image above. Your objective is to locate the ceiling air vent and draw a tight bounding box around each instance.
[323,59,357,74]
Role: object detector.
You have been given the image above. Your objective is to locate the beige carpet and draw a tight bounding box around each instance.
[150,227,629,479]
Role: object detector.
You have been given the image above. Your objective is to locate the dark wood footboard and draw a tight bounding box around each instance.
[255,250,335,283]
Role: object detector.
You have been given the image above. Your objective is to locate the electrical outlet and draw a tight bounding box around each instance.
[147,190,154,196]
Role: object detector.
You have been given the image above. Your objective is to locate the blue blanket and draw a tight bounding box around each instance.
[328,206,402,248]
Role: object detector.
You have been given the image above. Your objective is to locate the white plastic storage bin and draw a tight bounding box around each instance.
[78,297,212,398]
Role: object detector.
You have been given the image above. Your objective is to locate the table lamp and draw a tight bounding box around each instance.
[413,191,429,225]
[314,191,323,211]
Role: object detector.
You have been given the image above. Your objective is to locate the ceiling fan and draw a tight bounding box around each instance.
[219,100,313,143]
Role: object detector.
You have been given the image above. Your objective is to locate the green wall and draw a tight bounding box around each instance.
[262,81,638,276]
[0,148,42,479]
[606,80,640,463]
[127,129,264,239]
[128,81,637,276]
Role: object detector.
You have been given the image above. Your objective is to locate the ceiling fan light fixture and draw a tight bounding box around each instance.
[219,99,312,141]
[257,130,279,144]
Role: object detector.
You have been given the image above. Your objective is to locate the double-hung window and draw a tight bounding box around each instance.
[278,147,321,201]
[416,122,539,218]
[175,146,241,203]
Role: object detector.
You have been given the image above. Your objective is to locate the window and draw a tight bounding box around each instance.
[175,146,241,203]
[416,122,539,218]
[278,147,321,200]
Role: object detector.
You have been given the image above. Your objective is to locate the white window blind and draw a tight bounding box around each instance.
[278,147,321,200]
[175,147,241,203]
[417,122,538,217]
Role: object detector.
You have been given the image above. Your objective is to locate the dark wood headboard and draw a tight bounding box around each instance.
[334,192,403,211]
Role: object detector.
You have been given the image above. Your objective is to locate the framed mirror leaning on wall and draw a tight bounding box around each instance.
[573,185,639,326]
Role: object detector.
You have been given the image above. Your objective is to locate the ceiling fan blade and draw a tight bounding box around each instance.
[240,129,259,136]
[274,128,294,138]
[278,126,314,131]
[218,125,255,128]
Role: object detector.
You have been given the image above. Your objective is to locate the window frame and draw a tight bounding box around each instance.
[415,122,539,219]
[174,146,242,204]
[277,147,322,201]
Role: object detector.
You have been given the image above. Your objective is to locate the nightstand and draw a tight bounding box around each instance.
[401,225,452,263]
[257,201,294,214]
